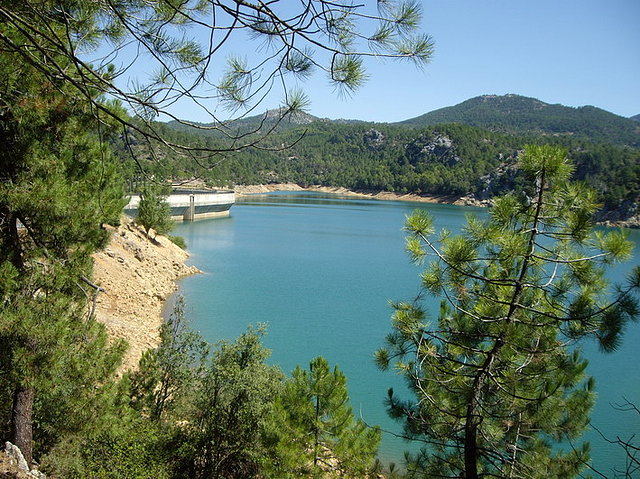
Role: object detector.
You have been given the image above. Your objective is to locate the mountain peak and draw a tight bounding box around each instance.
[262,108,319,124]
[398,94,639,147]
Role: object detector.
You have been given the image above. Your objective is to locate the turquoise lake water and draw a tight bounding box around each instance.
[174,191,640,475]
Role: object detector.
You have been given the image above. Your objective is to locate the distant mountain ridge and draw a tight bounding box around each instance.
[144,94,640,224]
[397,94,640,148]
[166,108,326,137]
[165,94,639,147]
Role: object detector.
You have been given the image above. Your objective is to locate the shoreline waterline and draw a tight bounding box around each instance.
[234,183,480,206]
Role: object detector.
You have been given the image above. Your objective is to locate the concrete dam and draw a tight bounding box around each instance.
[125,189,235,221]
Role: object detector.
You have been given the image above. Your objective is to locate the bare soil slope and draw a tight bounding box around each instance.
[92,218,200,370]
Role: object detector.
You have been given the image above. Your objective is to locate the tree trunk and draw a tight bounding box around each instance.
[314,393,321,470]
[11,385,34,466]
[464,394,479,479]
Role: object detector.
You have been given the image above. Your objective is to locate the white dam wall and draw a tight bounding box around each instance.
[125,189,235,221]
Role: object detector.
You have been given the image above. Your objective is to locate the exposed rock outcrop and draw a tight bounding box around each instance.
[1,443,45,479]
[363,128,385,150]
[405,132,461,166]
[595,200,640,228]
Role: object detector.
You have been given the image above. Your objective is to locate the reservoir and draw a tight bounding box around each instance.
[174,191,640,475]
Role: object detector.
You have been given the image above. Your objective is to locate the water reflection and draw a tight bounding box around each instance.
[237,191,387,209]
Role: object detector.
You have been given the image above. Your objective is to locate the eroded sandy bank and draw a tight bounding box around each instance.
[92,217,200,371]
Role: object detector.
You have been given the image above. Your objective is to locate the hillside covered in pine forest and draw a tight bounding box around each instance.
[399,94,640,148]
[124,95,640,224]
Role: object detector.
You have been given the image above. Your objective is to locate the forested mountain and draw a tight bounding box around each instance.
[136,114,640,223]
[632,114,640,122]
[113,94,639,223]
[398,94,640,148]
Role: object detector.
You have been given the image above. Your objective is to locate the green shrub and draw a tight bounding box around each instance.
[168,235,187,249]
[43,421,171,479]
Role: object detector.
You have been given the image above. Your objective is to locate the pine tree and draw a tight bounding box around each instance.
[0,0,433,166]
[0,47,126,464]
[136,186,174,239]
[264,357,381,478]
[376,145,640,478]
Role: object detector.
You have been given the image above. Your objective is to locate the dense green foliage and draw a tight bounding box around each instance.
[0,29,127,464]
[141,117,640,220]
[399,94,640,148]
[44,417,172,479]
[376,145,640,478]
[264,357,381,478]
[46,304,379,479]
[136,187,174,239]
[171,326,283,479]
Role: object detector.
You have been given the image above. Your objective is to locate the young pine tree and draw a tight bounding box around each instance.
[263,356,381,478]
[136,186,174,239]
[376,145,640,478]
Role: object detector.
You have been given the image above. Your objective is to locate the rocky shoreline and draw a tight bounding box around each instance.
[235,183,464,205]
[92,217,200,371]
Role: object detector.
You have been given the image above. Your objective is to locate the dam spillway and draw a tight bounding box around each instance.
[124,189,235,221]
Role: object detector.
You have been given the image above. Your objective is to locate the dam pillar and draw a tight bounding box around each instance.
[183,194,195,221]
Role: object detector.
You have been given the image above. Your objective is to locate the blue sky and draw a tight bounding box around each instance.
[122,1,639,123]
[298,0,640,122]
